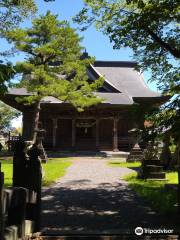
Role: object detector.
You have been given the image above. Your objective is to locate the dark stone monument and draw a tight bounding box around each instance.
[139,142,166,180]
[13,139,27,188]
[26,144,42,231]
[13,140,42,232]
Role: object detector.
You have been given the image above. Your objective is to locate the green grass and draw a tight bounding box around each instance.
[0,158,13,187]
[42,158,71,186]
[166,171,178,184]
[109,161,141,168]
[124,172,177,214]
[109,160,178,214]
[0,157,72,187]
[109,160,178,184]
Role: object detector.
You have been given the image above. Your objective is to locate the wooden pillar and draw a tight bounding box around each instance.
[113,117,119,152]
[96,119,99,150]
[52,118,57,148]
[72,119,76,148]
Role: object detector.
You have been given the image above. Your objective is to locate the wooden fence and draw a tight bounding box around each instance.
[0,140,42,240]
[7,134,21,152]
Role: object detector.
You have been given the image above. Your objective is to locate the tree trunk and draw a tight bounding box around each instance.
[32,101,41,144]
[144,26,180,59]
[31,101,48,162]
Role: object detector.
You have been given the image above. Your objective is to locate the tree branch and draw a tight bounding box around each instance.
[144,26,180,58]
[116,8,180,58]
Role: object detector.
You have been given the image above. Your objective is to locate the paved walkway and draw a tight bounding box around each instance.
[41,158,176,235]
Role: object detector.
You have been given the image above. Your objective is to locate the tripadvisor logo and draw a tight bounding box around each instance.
[135,227,174,235]
[135,227,143,236]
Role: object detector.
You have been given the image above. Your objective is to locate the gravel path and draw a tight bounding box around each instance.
[41,158,176,235]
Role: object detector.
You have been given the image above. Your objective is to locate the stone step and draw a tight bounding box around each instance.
[127,154,143,162]
[144,165,164,172]
[106,152,129,158]
[143,160,161,166]
[130,151,142,155]
[128,154,143,158]
[147,178,167,181]
[146,172,166,179]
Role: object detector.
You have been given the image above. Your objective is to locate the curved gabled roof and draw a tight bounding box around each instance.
[1,60,168,110]
[96,92,133,105]
[93,61,161,98]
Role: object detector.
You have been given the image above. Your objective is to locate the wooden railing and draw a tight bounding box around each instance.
[7,134,21,152]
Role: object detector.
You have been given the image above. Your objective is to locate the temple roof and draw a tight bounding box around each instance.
[96,92,133,105]
[93,61,161,98]
[1,60,169,110]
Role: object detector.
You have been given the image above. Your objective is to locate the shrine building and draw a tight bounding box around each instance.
[1,60,168,152]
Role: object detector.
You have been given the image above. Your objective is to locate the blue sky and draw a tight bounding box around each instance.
[35,0,134,61]
[3,0,134,62]
[2,0,159,127]
[2,0,157,88]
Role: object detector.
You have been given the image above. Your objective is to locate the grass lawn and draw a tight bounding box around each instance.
[0,157,72,187]
[109,160,178,214]
[0,158,12,187]
[124,172,177,214]
[42,158,72,186]
[109,160,141,168]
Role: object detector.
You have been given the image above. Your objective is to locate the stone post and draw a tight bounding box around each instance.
[27,145,42,231]
[113,117,119,152]
[52,118,57,148]
[36,130,48,163]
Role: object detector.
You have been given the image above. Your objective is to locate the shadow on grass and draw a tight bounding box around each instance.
[41,180,179,234]
[128,167,140,172]
[0,158,12,163]
[109,162,124,165]
[109,162,141,173]
[126,175,177,215]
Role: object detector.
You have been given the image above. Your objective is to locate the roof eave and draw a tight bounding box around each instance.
[133,95,171,105]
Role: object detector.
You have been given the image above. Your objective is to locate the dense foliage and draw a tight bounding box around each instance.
[0,0,56,93]
[6,11,103,109]
[74,0,180,137]
[6,11,103,141]
[0,101,20,131]
[0,0,37,93]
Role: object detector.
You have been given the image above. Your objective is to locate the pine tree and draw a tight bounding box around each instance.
[6,11,103,149]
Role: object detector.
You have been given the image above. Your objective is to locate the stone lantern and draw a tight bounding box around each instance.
[36,129,48,163]
[127,128,143,162]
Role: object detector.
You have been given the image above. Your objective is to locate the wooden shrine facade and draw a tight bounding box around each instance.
[1,60,168,152]
[22,106,137,151]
